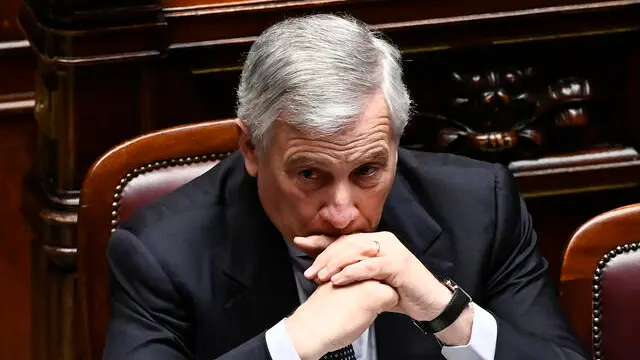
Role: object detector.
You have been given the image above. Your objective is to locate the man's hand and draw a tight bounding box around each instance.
[285,280,398,360]
[295,232,473,346]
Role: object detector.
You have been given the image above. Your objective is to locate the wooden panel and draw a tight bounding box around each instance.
[162,0,255,6]
[0,42,36,96]
[24,0,159,26]
[527,188,640,286]
[0,97,36,360]
[161,0,631,11]
[0,0,24,41]
[164,0,640,48]
[0,3,38,360]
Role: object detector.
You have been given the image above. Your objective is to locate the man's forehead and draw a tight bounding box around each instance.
[275,115,393,141]
[285,146,390,167]
[269,115,393,165]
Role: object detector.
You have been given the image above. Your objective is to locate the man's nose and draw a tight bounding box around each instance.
[320,205,358,229]
[319,184,358,229]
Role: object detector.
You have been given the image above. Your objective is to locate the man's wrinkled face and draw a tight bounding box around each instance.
[239,91,398,243]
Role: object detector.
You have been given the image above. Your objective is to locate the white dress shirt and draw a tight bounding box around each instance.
[265,243,497,360]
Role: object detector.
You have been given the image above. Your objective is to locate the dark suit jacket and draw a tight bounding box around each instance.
[104,149,587,360]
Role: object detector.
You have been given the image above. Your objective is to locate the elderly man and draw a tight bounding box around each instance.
[103,14,586,360]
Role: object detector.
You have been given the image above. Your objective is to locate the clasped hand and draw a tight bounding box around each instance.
[285,232,456,360]
[296,231,452,322]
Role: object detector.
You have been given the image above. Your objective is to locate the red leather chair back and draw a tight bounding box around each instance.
[76,119,240,360]
[561,204,640,359]
[595,246,640,360]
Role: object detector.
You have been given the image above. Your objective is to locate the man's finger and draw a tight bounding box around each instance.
[330,257,391,286]
[293,235,335,262]
[316,255,366,281]
[294,235,333,253]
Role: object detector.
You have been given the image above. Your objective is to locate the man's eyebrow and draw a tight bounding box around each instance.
[285,149,389,168]
[285,156,331,168]
[358,149,389,164]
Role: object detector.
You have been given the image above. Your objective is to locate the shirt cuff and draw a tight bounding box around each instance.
[265,318,302,360]
[441,302,497,360]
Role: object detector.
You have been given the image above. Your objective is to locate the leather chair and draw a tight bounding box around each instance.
[76,119,240,360]
[561,203,640,360]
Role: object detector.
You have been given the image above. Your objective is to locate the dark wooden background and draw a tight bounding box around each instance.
[1,0,640,359]
[0,0,36,359]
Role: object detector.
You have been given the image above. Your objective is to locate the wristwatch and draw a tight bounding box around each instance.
[413,278,472,334]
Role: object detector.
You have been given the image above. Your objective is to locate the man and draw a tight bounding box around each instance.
[104,14,586,360]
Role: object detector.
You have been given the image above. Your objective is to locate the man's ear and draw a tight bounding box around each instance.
[236,119,259,177]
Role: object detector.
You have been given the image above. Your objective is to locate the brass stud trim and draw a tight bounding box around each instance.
[592,242,639,360]
[110,152,232,231]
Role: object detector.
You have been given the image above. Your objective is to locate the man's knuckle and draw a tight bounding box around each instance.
[341,268,355,280]
[364,261,377,273]
[317,253,329,265]
[326,259,340,271]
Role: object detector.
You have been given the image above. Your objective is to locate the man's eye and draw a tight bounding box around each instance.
[356,165,378,177]
[299,169,318,180]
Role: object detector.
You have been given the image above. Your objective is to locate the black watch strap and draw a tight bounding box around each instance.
[413,279,472,334]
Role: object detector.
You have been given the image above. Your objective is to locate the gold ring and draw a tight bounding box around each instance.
[373,240,381,256]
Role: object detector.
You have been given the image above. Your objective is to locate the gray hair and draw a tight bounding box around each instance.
[236,14,412,151]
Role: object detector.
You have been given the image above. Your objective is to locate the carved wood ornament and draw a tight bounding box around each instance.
[427,67,592,163]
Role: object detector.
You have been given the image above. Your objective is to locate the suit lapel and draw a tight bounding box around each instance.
[217,165,299,343]
[375,172,455,359]
[377,172,455,279]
